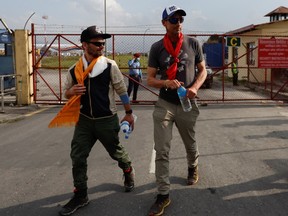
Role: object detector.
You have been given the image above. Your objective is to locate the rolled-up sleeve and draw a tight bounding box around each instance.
[63,67,75,99]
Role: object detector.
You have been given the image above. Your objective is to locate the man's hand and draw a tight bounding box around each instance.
[121,114,135,130]
[164,79,184,90]
[187,86,198,99]
[66,84,86,98]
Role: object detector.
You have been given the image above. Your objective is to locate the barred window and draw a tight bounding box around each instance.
[246,42,256,65]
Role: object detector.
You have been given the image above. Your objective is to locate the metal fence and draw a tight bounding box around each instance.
[31,24,288,105]
[0,74,22,112]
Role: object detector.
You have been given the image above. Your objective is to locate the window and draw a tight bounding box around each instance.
[0,31,12,56]
[246,42,256,65]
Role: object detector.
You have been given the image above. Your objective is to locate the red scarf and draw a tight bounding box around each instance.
[163,33,184,80]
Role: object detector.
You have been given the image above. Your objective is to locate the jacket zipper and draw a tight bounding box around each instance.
[88,78,94,117]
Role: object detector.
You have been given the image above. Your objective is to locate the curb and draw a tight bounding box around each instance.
[0,106,50,124]
[0,115,25,124]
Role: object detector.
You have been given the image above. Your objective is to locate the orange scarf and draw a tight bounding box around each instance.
[163,33,184,80]
[48,56,100,128]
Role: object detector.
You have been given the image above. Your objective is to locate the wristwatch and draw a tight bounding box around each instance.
[125,109,133,114]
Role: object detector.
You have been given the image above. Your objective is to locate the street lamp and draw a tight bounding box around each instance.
[142,28,150,67]
[42,15,48,45]
[24,12,35,30]
[104,0,107,56]
[104,0,107,34]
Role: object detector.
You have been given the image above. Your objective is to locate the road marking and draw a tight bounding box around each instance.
[279,112,288,117]
[149,148,156,174]
[24,107,50,117]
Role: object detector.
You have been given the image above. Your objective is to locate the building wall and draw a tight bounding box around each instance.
[228,20,288,83]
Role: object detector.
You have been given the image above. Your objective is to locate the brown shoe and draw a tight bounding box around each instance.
[148,194,171,216]
[187,166,199,185]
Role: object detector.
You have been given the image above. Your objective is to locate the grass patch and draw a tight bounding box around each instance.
[41,54,149,70]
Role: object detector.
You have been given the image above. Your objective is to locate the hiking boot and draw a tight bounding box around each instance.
[59,190,89,216]
[123,167,135,192]
[187,165,199,185]
[148,194,171,216]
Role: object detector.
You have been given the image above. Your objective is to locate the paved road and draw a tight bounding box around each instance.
[0,104,288,216]
[33,70,281,103]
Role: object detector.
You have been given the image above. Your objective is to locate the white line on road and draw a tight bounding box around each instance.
[149,148,156,174]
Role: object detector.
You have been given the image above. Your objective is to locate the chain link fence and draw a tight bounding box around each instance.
[31,24,288,104]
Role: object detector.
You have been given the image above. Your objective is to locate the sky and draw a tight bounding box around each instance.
[1,0,288,34]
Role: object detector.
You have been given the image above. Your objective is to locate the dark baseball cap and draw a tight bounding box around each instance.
[80,26,111,42]
[162,5,186,20]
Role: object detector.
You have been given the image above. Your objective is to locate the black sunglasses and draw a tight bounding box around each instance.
[167,17,184,24]
[87,41,105,47]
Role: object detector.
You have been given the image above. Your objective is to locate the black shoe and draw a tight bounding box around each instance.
[123,167,135,192]
[148,194,171,216]
[59,192,89,216]
[187,165,199,185]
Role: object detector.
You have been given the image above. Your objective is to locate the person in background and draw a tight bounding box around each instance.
[59,26,135,216]
[232,61,239,86]
[127,53,142,103]
[146,5,207,216]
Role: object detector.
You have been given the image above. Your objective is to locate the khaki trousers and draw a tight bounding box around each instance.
[153,98,200,195]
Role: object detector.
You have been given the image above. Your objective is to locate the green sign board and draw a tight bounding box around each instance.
[226,37,241,47]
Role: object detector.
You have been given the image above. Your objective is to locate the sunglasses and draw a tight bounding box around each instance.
[167,17,184,24]
[87,41,105,47]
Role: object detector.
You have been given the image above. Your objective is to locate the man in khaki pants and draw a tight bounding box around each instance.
[146,5,207,216]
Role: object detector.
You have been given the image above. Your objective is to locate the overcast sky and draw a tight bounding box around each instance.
[1,0,287,34]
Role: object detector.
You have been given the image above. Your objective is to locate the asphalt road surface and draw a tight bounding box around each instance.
[0,104,288,216]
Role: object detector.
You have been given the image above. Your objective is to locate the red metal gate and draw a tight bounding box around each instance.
[31,25,288,104]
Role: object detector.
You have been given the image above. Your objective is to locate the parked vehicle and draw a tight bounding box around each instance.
[196,66,213,89]
[203,66,213,88]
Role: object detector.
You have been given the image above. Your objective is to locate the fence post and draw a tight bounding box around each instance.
[14,29,33,105]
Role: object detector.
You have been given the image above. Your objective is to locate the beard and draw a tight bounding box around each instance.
[87,46,103,58]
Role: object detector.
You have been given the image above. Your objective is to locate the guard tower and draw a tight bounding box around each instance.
[265,6,288,22]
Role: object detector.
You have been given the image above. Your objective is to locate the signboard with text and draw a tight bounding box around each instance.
[258,39,288,68]
[226,37,241,47]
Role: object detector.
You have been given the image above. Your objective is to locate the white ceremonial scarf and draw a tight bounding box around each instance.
[81,55,108,78]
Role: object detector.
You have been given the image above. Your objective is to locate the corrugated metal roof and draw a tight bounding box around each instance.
[225,19,288,35]
[265,6,288,16]
[225,24,256,35]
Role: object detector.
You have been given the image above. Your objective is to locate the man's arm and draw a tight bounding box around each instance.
[120,95,135,129]
[147,67,166,89]
[63,69,86,99]
[187,60,207,99]
[147,67,183,90]
[128,59,134,67]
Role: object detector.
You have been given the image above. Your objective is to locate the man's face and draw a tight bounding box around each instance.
[162,12,184,35]
[83,38,105,58]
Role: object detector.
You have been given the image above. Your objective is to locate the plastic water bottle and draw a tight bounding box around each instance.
[177,86,192,112]
[120,114,137,139]
[120,121,131,139]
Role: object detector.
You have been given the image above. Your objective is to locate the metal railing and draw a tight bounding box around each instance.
[0,74,22,113]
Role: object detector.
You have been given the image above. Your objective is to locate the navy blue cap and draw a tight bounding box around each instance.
[162,5,186,20]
